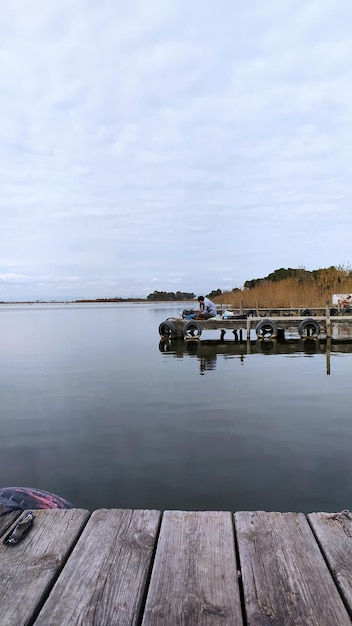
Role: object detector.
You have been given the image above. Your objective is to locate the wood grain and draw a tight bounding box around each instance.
[142,510,243,625]
[0,508,90,626]
[34,508,160,626]
[0,511,21,538]
[308,511,352,617]
[235,511,351,625]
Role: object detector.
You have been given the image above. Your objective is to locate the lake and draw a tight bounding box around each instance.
[1,302,351,514]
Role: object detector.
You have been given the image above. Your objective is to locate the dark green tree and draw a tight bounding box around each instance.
[207,288,222,299]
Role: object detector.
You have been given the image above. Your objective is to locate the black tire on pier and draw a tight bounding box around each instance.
[183,320,202,339]
[158,319,177,339]
[298,318,320,338]
[255,319,278,339]
[301,308,312,316]
[329,308,338,316]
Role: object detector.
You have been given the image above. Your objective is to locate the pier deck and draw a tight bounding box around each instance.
[1,508,352,625]
[160,314,352,342]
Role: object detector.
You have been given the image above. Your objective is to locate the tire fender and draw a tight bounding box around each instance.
[298,318,320,337]
[255,318,278,338]
[183,320,202,339]
[158,319,177,339]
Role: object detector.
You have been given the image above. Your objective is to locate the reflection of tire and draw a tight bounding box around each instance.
[183,320,202,339]
[301,308,312,316]
[298,318,320,337]
[342,306,352,315]
[298,338,320,353]
[159,339,173,352]
[185,341,198,355]
[255,339,277,353]
[255,319,278,338]
[159,319,177,339]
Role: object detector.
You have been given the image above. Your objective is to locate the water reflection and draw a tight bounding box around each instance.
[159,337,352,375]
[1,303,352,513]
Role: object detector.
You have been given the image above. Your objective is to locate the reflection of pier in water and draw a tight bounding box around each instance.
[159,337,352,375]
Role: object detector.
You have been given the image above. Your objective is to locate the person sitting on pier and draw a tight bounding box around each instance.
[196,296,217,319]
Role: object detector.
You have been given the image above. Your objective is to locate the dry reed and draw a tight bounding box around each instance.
[214,267,352,308]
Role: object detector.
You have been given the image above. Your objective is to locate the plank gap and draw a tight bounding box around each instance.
[135,510,163,626]
[307,512,352,620]
[232,512,248,626]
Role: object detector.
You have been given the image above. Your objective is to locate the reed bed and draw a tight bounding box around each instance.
[214,268,352,309]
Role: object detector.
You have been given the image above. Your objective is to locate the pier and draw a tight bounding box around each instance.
[159,305,352,342]
[1,507,352,624]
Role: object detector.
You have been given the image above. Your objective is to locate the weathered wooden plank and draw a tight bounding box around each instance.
[308,511,352,618]
[235,511,351,625]
[34,508,161,626]
[142,510,243,625]
[0,511,21,538]
[0,508,89,626]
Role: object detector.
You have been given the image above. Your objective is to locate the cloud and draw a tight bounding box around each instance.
[0,273,29,282]
[1,0,352,299]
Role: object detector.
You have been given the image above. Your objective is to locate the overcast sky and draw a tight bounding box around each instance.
[1,0,352,300]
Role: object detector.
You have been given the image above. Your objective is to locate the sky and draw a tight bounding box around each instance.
[1,0,352,301]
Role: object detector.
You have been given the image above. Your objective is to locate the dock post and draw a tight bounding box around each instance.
[240,301,243,316]
[326,336,331,375]
[246,318,251,353]
[326,300,331,338]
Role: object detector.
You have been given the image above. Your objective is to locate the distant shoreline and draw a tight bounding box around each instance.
[0,298,195,305]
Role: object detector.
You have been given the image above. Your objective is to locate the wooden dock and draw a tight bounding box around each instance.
[1,508,352,625]
[159,314,352,342]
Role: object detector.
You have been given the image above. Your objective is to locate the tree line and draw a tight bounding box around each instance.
[242,266,352,290]
[146,288,227,301]
[146,291,196,301]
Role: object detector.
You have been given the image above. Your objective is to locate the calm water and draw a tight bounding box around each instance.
[1,302,351,513]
